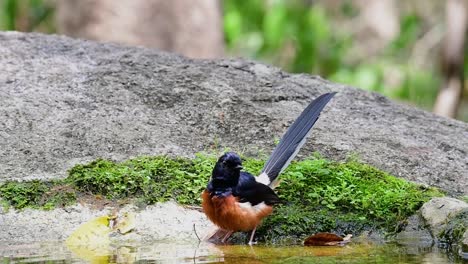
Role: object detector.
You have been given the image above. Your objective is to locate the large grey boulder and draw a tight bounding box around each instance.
[0,32,467,195]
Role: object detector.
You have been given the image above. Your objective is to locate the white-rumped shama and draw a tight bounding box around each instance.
[202,92,336,245]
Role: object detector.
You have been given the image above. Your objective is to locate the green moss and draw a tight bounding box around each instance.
[461,196,468,203]
[256,158,443,241]
[0,153,443,239]
[0,180,76,210]
[277,159,441,224]
[67,154,215,204]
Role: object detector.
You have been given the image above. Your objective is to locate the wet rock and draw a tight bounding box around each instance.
[421,197,468,249]
[461,230,468,259]
[421,197,468,234]
[437,210,468,250]
[395,214,433,248]
[0,32,467,196]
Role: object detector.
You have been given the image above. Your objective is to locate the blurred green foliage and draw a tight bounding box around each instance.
[0,0,54,32]
[223,0,442,109]
[224,0,350,76]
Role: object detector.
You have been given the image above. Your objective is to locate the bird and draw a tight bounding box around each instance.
[202,92,336,245]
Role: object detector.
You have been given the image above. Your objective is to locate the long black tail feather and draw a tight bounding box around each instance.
[260,92,336,187]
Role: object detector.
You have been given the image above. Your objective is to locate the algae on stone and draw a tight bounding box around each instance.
[0,153,442,241]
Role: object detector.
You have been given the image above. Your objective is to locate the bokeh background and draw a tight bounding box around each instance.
[1,0,467,121]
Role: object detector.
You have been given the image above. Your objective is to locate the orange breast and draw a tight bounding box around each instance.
[201,190,273,231]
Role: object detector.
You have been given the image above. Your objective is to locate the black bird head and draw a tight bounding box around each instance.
[211,152,243,187]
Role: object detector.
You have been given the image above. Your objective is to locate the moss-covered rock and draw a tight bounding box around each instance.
[0,180,76,210]
[438,209,468,245]
[421,197,468,242]
[0,153,443,242]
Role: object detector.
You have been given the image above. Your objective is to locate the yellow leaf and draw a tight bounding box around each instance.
[66,215,113,263]
[113,212,136,234]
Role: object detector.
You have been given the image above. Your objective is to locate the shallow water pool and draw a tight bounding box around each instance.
[0,241,465,263]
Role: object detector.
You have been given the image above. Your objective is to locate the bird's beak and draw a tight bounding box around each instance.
[235,165,243,170]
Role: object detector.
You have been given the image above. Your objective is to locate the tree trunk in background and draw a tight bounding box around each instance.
[351,0,399,57]
[357,0,399,42]
[56,0,224,59]
[433,0,466,118]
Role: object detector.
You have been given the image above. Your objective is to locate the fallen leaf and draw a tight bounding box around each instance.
[66,215,113,263]
[304,232,352,246]
[113,212,136,234]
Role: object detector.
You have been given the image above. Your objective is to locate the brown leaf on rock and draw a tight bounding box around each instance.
[304,233,352,246]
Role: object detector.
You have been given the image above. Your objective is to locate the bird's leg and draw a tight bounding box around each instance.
[221,230,234,243]
[248,226,258,245]
[203,227,221,241]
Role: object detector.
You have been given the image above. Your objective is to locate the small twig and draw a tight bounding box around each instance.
[185,205,204,212]
[192,246,197,264]
[192,224,202,264]
[193,223,201,242]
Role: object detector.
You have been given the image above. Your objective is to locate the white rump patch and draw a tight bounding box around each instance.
[253,202,267,212]
[237,201,253,210]
[255,172,270,186]
[237,201,267,213]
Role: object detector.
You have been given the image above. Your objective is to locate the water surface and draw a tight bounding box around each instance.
[0,241,465,263]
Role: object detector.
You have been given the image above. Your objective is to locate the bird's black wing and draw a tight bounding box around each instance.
[234,172,281,206]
